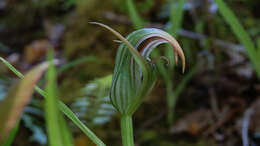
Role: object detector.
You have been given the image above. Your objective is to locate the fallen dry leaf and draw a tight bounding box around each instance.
[24,40,52,63]
[250,98,260,133]
[170,108,213,135]
[0,62,49,143]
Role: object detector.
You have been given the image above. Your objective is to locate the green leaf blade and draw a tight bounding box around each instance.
[215,0,260,78]
[168,0,186,37]
[45,50,73,146]
[126,0,145,29]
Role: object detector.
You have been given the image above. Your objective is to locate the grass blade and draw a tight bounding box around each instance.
[126,0,145,29]
[215,0,260,78]
[161,0,187,124]
[257,37,260,57]
[58,56,96,73]
[168,0,186,37]
[45,50,73,146]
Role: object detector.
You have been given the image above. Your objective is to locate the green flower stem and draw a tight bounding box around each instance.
[120,115,134,146]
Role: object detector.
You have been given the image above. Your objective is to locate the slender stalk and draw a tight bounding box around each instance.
[120,115,134,146]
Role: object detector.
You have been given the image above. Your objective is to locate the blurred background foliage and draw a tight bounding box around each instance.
[0,0,260,145]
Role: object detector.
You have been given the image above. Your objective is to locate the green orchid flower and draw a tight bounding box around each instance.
[91,22,185,146]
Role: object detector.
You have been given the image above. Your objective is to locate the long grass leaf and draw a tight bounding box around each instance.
[58,56,96,73]
[45,50,73,146]
[215,0,260,78]
[126,0,145,29]
[168,0,186,37]
[160,0,187,124]
[257,38,260,57]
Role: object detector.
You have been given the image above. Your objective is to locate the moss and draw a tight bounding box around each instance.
[61,0,132,101]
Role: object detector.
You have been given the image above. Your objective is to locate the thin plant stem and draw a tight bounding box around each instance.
[120,115,134,146]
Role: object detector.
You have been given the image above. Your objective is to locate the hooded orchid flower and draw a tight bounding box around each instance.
[91,22,185,146]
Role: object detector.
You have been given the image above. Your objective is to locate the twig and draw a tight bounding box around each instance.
[242,108,253,146]
[103,11,245,53]
[178,29,244,53]
[209,88,220,118]
[204,106,231,135]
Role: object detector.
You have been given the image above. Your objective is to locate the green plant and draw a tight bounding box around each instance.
[91,22,185,146]
[1,22,185,145]
[163,0,187,124]
[58,56,96,73]
[126,0,145,29]
[0,60,50,145]
[215,0,260,78]
[0,57,106,146]
[168,0,186,37]
[126,0,196,124]
[45,50,73,146]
